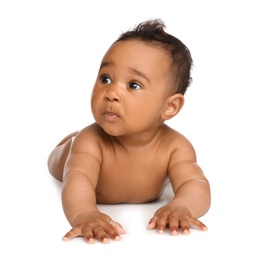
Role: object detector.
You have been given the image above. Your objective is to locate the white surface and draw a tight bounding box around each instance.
[1,0,276,259]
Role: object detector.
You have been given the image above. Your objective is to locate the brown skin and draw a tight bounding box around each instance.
[48,40,211,244]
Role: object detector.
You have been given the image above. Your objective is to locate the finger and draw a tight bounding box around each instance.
[93,226,110,244]
[179,219,190,235]
[168,215,179,236]
[189,218,208,231]
[157,216,168,234]
[147,216,158,230]
[82,226,96,244]
[62,227,82,241]
[109,220,126,235]
[103,222,122,241]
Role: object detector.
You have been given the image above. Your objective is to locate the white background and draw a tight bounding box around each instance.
[1,0,275,259]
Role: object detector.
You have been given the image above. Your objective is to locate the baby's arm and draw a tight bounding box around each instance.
[61,129,125,243]
[148,138,211,235]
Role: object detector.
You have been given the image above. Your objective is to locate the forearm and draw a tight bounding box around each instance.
[171,178,211,218]
[62,173,98,226]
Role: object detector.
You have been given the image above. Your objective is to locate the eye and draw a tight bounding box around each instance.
[129,82,142,90]
[100,74,111,84]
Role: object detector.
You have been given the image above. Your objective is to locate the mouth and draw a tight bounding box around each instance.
[103,111,120,121]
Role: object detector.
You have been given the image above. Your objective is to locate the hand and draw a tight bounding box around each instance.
[147,204,207,235]
[62,211,126,243]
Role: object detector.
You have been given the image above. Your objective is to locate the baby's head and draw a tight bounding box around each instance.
[115,18,193,95]
[91,19,193,136]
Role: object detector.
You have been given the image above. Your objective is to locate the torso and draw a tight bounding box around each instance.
[71,123,188,204]
[95,144,170,203]
[94,124,174,203]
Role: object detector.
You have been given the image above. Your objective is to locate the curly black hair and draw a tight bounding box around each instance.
[115,19,193,95]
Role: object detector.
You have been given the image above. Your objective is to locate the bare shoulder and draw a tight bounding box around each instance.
[163,124,196,159]
[70,123,108,155]
[164,125,206,189]
[76,123,107,140]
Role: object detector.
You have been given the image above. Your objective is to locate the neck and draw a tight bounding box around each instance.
[111,124,166,151]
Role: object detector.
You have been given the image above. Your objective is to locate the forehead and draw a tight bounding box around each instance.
[102,40,171,77]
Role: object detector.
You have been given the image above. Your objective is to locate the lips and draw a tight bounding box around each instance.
[103,111,120,121]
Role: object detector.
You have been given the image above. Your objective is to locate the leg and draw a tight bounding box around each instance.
[47,131,78,182]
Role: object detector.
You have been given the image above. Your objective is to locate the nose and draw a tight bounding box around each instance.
[104,84,121,102]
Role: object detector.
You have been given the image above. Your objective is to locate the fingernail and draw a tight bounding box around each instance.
[62,236,69,241]
[115,235,121,241]
[158,226,165,234]
[171,230,178,236]
[102,237,109,244]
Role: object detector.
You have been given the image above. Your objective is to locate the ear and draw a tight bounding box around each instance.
[161,93,184,120]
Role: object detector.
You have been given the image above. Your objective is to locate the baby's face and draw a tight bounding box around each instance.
[91,39,172,137]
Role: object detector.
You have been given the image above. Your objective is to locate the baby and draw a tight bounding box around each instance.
[48,18,211,244]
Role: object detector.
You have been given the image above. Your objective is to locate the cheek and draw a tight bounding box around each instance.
[91,92,101,115]
[129,101,163,123]
[91,87,103,102]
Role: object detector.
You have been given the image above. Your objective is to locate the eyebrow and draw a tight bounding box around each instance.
[129,67,150,83]
[100,61,113,69]
[99,61,150,83]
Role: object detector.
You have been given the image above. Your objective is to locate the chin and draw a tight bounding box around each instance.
[98,123,125,137]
